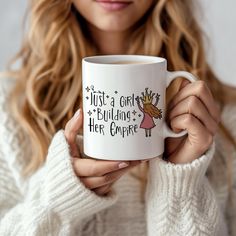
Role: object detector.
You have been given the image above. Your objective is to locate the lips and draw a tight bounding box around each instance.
[95,0,133,11]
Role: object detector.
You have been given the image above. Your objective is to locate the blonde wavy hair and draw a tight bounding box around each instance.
[5,0,236,194]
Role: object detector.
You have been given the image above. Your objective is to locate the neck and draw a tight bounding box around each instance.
[88,25,130,55]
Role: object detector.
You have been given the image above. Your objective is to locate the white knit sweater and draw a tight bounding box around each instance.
[0,78,235,236]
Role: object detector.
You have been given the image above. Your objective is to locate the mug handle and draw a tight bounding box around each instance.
[163,71,198,138]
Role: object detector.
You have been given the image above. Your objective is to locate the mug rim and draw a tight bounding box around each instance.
[83,55,166,66]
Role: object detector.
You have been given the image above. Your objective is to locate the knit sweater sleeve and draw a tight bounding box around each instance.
[145,139,225,235]
[221,103,236,236]
[0,79,118,235]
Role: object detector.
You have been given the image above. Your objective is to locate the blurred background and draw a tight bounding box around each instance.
[0,0,235,86]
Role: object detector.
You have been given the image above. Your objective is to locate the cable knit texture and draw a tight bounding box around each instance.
[0,77,235,236]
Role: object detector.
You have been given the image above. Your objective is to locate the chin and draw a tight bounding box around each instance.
[91,16,135,32]
[95,23,132,32]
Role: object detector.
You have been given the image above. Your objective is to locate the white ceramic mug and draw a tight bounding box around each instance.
[82,55,197,161]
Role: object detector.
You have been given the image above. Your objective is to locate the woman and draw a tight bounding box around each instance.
[0,0,236,235]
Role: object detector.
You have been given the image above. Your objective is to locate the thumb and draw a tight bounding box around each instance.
[65,108,83,157]
[72,109,83,133]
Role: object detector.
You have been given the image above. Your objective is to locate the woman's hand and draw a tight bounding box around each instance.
[165,79,221,164]
[64,109,141,196]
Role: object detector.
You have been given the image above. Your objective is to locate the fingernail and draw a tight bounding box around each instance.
[73,109,81,120]
[118,162,129,169]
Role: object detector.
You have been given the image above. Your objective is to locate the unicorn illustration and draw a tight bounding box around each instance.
[135,88,162,137]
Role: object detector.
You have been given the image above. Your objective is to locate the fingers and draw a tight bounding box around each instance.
[73,157,140,177]
[64,109,83,157]
[93,183,113,196]
[168,95,219,135]
[168,80,221,124]
[170,113,213,163]
[80,161,140,190]
[165,79,219,164]
[171,113,213,148]
[74,159,141,196]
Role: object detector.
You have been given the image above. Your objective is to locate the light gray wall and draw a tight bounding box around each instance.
[198,0,236,86]
[0,1,235,86]
[0,1,28,70]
